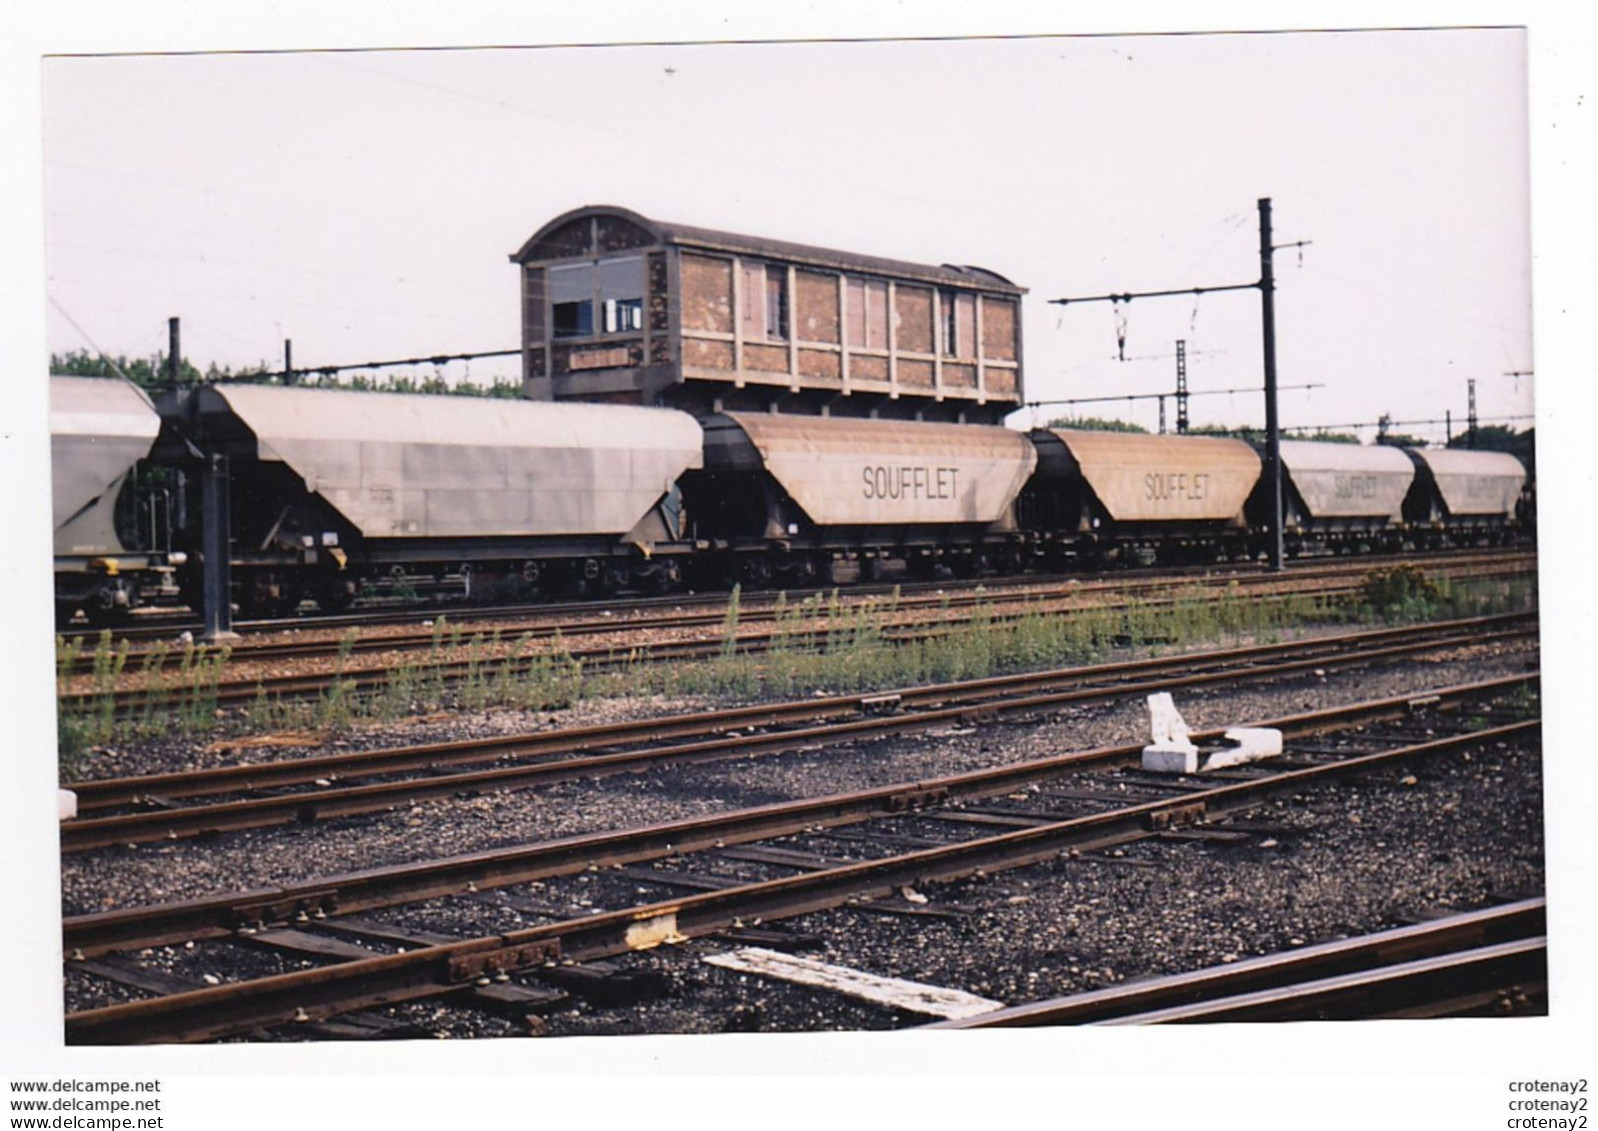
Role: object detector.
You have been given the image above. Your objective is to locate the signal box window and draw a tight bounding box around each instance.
[604,298,643,333]
[845,278,889,350]
[553,300,593,338]
[740,262,789,342]
[550,257,645,340]
[940,291,975,358]
[597,258,645,336]
[550,262,596,339]
[764,267,788,341]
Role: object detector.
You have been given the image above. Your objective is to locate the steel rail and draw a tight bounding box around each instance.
[62,566,1093,647]
[58,622,1538,851]
[59,549,1533,672]
[64,675,1536,957]
[59,561,1535,714]
[925,898,1546,1027]
[64,713,1539,1043]
[1098,937,1546,1023]
[67,612,1535,811]
[78,549,1533,665]
[72,610,1537,816]
[63,546,1533,650]
[62,562,1196,654]
[62,580,1005,670]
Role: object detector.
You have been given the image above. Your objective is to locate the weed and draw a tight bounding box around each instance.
[720,585,743,662]
[67,555,1533,746]
[89,631,128,745]
[135,640,172,737]
[461,633,488,710]
[57,712,91,778]
[183,645,231,731]
[1357,564,1444,622]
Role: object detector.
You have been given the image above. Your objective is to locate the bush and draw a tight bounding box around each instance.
[1357,565,1444,620]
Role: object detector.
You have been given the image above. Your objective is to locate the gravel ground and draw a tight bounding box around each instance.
[60,640,1537,916]
[60,635,1544,1035]
[532,724,1544,1037]
[66,692,721,781]
[86,709,1535,1037]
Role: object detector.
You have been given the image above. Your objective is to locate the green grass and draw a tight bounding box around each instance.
[56,629,232,779]
[54,563,1538,753]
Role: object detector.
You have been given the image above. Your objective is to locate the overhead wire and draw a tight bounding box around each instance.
[46,295,153,402]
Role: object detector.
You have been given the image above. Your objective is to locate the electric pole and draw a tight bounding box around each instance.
[1049,198,1307,571]
[1258,199,1284,571]
[166,317,181,390]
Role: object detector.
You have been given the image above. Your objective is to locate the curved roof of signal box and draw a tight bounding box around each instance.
[511,204,1026,296]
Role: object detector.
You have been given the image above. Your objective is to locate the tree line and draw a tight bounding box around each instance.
[49,350,522,398]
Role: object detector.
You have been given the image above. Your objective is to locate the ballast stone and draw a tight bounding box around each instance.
[58,789,78,821]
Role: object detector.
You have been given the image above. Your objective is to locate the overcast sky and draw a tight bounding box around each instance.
[42,29,1533,440]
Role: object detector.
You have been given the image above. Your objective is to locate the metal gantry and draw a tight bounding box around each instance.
[1175,339,1190,434]
[1050,197,1309,571]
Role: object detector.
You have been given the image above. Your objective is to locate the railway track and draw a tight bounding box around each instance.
[57,554,1535,713]
[926,899,1546,1026]
[60,546,1535,660]
[60,567,1080,648]
[63,674,1539,1042]
[59,613,1538,850]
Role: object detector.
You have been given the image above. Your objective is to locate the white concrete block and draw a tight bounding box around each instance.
[1142,692,1200,772]
[58,789,78,821]
[1146,692,1197,751]
[1203,727,1285,770]
[1142,744,1199,774]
